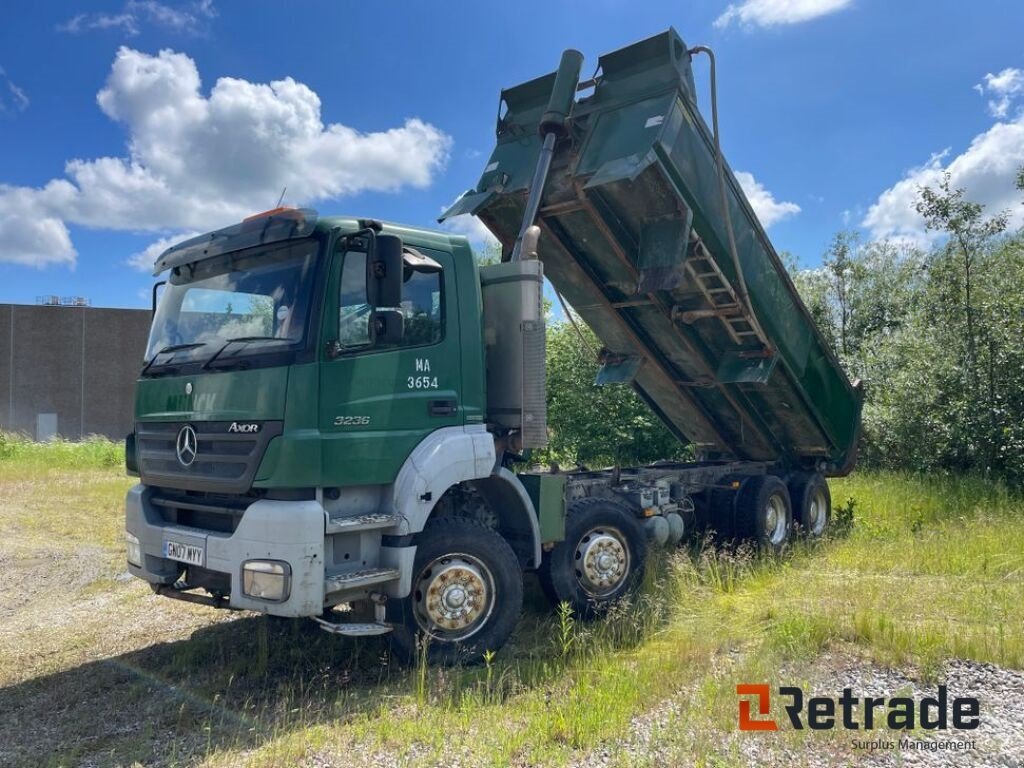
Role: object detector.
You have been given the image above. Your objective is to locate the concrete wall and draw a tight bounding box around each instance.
[0,304,151,440]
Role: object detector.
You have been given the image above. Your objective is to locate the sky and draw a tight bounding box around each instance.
[1,0,1023,308]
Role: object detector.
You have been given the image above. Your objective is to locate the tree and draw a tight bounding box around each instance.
[822,231,860,357]
[537,315,686,468]
[476,240,502,266]
[915,173,1008,398]
[792,266,836,354]
[794,235,920,379]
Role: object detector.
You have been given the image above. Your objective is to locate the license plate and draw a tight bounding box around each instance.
[164,540,204,566]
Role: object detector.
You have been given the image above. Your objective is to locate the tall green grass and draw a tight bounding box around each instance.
[0,430,123,468]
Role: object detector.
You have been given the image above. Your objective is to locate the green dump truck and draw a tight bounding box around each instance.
[125,29,862,664]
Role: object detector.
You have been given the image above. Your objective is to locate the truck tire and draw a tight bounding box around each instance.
[789,473,830,537]
[388,517,522,666]
[734,475,792,552]
[537,497,647,619]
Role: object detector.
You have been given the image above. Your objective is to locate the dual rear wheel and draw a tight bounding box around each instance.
[790,473,831,537]
[536,474,832,621]
[731,472,831,551]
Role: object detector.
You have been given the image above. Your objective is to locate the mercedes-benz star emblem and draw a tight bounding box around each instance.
[175,425,198,467]
[185,382,193,395]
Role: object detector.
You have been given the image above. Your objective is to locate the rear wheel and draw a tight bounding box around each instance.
[538,497,647,619]
[388,518,522,666]
[790,473,831,537]
[735,475,792,552]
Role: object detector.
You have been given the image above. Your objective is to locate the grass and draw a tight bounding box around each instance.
[1,437,1022,766]
[0,430,124,468]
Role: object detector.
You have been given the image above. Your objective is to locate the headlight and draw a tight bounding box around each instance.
[126,531,142,567]
[242,560,291,602]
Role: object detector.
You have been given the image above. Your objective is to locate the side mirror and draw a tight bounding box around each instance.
[367,233,403,309]
[370,308,404,346]
[366,232,404,346]
[151,280,167,318]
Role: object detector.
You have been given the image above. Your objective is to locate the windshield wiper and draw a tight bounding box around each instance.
[202,336,292,370]
[140,342,207,377]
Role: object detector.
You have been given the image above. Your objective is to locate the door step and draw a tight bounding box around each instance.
[311,616,393,636]
[324,566,400,595]
[325,513,401,535]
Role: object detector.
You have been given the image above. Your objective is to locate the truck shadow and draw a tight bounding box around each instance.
[0,578,570,767]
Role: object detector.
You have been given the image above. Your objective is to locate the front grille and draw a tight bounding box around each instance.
[151,491,250,533]
[136,421,282,494]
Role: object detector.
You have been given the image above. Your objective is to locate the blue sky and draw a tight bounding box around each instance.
[1,0,1022,308]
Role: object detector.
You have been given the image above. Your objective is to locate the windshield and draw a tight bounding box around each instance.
[145,239,320,367]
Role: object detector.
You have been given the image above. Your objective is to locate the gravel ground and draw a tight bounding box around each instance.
[576,652,1024,767]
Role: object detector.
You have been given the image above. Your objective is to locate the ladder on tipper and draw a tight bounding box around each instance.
[674,232,771,350]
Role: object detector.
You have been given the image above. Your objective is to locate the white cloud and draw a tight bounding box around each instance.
[863,115,1024,243]
[735,170,801,227]
[443,214,499,248]
[440,216,499,255]
[714,0,853,29]
[127,230,202,271]
[975,67,1024,119]
[438,192,500,252]
[0,47,452,267]
[0,65,29,113]
[58,0,216,36]
[0,186,76,267]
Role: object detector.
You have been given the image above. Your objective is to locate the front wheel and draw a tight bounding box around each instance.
[388,518,522,666]
[538,497,647,619]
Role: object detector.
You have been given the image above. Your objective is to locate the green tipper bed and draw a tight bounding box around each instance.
[443,28,862,476]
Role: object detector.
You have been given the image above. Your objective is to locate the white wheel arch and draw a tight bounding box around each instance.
[384,426,542,598]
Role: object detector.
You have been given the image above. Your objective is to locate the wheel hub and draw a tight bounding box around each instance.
[576,530,629,596]
[808,488,827,534]
[765,494,788,545]
[416,557,493,637]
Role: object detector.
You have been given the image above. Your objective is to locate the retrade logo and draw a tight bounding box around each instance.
[175,424,198,467]
[736,683,980,732]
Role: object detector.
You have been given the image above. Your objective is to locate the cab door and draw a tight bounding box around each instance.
[318,241,462,486]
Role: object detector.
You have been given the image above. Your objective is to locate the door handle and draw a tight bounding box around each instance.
[429,399,457,416]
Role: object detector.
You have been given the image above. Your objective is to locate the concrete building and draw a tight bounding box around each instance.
[1,303,151,440]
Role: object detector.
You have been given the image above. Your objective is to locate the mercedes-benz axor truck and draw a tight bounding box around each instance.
[125,29,862,664]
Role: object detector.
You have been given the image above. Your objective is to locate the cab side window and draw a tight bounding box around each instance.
[401,270,443,346]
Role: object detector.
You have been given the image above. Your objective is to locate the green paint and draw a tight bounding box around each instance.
[135,367,290,422]
[316,235,464,486]
[519,473,567,543]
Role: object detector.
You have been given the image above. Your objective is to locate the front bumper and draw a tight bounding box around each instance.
[125,483,325,617]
